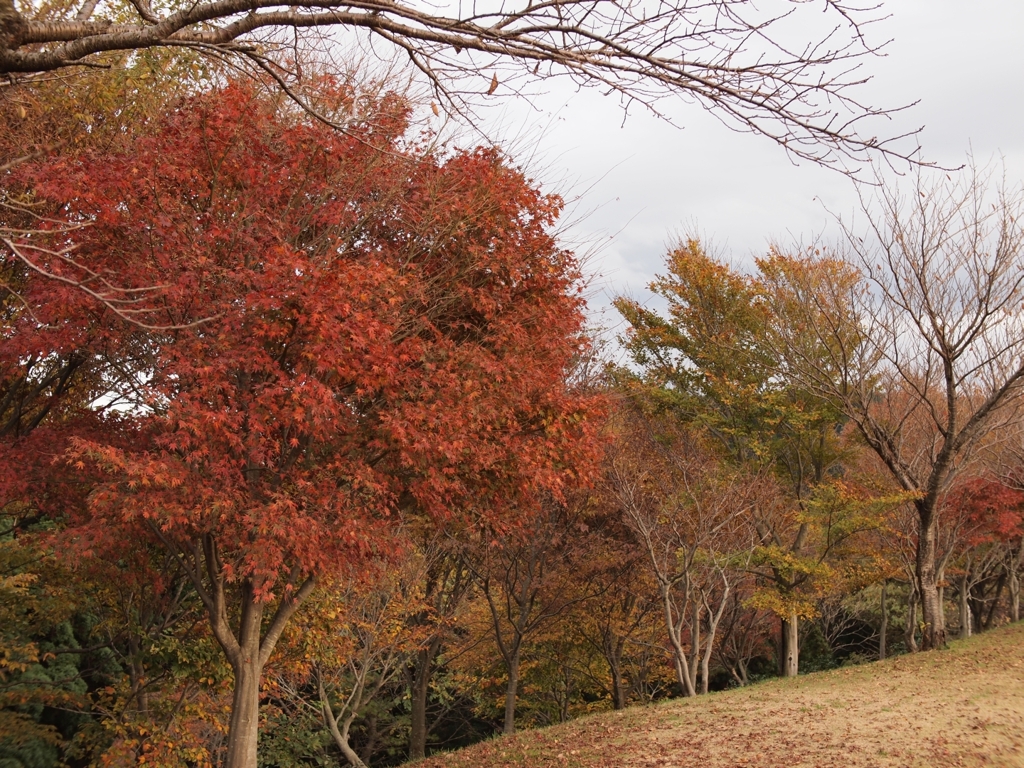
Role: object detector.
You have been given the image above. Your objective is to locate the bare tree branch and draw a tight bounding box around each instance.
[0,0,921,169]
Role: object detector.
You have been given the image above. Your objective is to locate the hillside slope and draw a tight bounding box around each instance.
[418,622,1024,768]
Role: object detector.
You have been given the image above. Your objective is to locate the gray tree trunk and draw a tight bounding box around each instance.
[1006,547,1021,623]
[780,613,799,677]
[1010,567,1021,623]
[323,697,368,768]
[689,600,701,691]
[225,650,262,768]
[199,563,315,768]
[878,580,887,661]
[916,508,946,650]
[904,587,919,653]
[503,648,521,735]
[958,574,972,639]
[730,658,748,687]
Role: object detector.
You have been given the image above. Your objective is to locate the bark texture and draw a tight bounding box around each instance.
[958,574,972,640]
[226,656,261,768]
[916,506,946,650]
[780,614,799,677]
[878,580,888,661]
[904,588,919,653]
[407,644,438,760]
[503,649,521,735]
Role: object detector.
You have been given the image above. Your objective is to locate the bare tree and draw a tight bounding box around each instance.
[713,589,771,686]
[0,0,919,169]
[764,164,1024,650]
[610,410,758,695]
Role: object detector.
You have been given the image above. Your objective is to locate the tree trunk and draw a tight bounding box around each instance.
[128,635,149,716]
[699,579,729,694]
[730,658,748,687]
[503,649,521,735]
[958,574,971,640]
[660,586,696,697]
[605,634,628,710]
[408,642,439,760]
[1010,562,1021,623]
[878,580,887,661]
[916,509,946,650]
[409,659,429,760]
[222,580,266,768]
[204,570,315,768]
[699,638,712,694]
[190,541,315,768]
[776,620,785,676]
[904,587,919,653]
[225,653,262,768]
[323,699,368,768]
[359,714,379,766]
[689,600,701,692]
[779,613,798,677]
[673,654,697,697]
[983,572,1006,631]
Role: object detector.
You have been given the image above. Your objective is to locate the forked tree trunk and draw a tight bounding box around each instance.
[730,658,748,687]
[322,689,369,768]
[779,614,798,677]
[699,578,730,694]
[192,551,316,768]
[672,654,697,697]
[220,579,267,768]
[662,587,697,697]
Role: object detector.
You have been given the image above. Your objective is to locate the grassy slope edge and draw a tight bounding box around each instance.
[417,622,1024,768]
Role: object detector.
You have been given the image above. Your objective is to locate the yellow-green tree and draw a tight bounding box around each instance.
[614,240,898,675]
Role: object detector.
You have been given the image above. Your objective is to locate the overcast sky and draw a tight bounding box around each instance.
[473,0,1024,330]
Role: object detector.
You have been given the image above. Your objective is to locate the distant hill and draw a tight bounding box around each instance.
[417,622,1024,768]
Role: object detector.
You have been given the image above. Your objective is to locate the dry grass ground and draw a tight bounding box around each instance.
[417,622,1024,768]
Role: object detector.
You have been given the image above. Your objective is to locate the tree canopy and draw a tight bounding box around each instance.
[2,76,602,766]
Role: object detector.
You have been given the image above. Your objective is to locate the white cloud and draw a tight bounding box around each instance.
[475,0,1024,325]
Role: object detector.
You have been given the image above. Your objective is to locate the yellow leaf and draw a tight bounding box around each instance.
[487,74,498,95]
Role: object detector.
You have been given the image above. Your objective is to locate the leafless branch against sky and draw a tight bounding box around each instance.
[1,0,920,169]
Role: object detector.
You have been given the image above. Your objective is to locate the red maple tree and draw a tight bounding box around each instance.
[11,80,600,766]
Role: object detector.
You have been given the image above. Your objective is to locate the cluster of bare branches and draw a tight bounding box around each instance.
[609,410,762,695]
[0,0,919,169]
